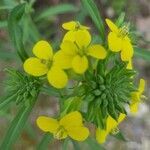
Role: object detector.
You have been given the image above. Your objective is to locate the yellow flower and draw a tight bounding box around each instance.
[130,79,145,114]
[23,40,68,89]
[54,30,107,74]
[106,18,133,61]
[96,113,126,144]
[62,21,90,42]
[36,111,89,141]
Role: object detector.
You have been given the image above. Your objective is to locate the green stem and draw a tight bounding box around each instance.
[62,138,69,150]
[72,140,81,150]
[37,133,53,150]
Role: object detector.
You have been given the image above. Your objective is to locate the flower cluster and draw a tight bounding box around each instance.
[23,20,145,143]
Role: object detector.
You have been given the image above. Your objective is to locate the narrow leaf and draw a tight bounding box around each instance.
[36,4,78,21]
[134,47,150,62]
[0,21,7,28]
[0,94,17,110]
[8,3,28,61]
[0,50,17,60]
[0,96,38,149]
[116,12,125,26]
[81,0,105,42]
[0,6,13,10]
[112,131,128,142]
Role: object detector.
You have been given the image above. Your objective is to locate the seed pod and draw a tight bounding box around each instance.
[97,75,104,84]
[101,93,107,99]
[99,85,106,91]
[105,74,111,85]
[90,81,97,89]
[93,89,101,96]
[87,102,95,121]
[95,97,103,106]
[84,93,95,102]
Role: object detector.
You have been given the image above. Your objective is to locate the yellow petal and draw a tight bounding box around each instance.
[75,30,91,48]
[88,44,107,59]
[139,79,145,94]
[131,79,145,103]
[47,66,68,89]
[96,128,107,144]
[33,40,53,60]
[23,57,48,76]
[59,111,83,129]
[96,113,126,144]
[106,116,118,132]
[36,116,59,133]
[62,21,89,30]
[53,51,73,69]
[131,92,139,104]
[127,59,132,70]
[67,126,89,141]
[130,79,145,114]
[60,41,77,56]
[63,31,76,42]
[105,18,119,33]
[72,55,88,74]
[118,113,126,123]
[107,113,126,132]
[121,40,133,61]
[130,102,139,114]
[108,32,122,52]
[62,21,76,30]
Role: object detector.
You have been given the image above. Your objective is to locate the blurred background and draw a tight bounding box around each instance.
[0,0,150,149]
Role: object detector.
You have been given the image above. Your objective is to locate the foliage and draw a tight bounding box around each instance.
[0,0,149,149]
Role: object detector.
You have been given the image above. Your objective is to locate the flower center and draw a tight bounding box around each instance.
[41,59,53,69]
[75,21,81,30]
[54,126,67,139]
[111,127,119,135]
[118,26,129,39]
[74,42,87,56]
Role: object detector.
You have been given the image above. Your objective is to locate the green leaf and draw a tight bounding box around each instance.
[134,47,150,62]
[8,3,28,62]
[36,4,78,21]
[60,97,82,117]
[0,6,13,10]
[81,0,105,42]
[37,133,53,150]
[116,12,125,26]
[0,94,17,110]
[0,50,17,60]
[112,131,128,142]
[21,13,41,43]
[41,86,60,97]
[0,96,38,149]
[0,21,7,28]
